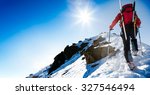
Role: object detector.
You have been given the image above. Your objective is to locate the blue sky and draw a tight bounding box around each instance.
[0,0,67,41]
[0,0,150,78]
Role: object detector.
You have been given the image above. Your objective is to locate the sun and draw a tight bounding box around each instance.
[77,8,93,25]
[72,6,95,27]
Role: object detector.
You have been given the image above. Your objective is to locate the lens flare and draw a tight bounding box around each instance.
[76,8,93,25]
[71,4,96,27]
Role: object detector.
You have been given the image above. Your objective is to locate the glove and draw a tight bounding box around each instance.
[109,25,113,31]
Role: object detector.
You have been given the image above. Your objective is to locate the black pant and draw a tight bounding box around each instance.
[121,23,138,62]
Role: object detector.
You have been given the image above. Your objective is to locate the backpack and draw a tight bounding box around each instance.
[122,4,134,25]
[122,4,133,13]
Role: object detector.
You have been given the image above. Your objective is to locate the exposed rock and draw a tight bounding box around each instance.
[26,74,38,78]
[83,36,115,64]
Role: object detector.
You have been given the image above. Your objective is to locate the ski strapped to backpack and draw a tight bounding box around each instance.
[119,0,127,40]
[132,0,136,38]
[132,0,143,55]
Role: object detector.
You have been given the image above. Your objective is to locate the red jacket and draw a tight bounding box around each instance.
[110,6,141,29]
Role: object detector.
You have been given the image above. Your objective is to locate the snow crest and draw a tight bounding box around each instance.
[27,32,150,78]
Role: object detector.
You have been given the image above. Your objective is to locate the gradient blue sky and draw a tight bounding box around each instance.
[0,0,150,78]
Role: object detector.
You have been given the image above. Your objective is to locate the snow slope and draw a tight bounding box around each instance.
[27,32,150,78]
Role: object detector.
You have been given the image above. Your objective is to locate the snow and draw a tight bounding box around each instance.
[27,32,150,78]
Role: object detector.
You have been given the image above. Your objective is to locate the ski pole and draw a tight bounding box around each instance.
[119,0,127,40]
[107,29,112,56]
[138,28,143,55]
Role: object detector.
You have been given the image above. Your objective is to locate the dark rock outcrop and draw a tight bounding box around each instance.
[83,36,115,64]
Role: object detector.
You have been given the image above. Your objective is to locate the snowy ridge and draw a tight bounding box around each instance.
[27,32,150,78]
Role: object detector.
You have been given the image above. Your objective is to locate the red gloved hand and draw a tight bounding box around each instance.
[109,25,113,30]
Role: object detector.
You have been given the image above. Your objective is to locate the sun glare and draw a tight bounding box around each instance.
[72,6,95,27]
[77,9,93,25]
